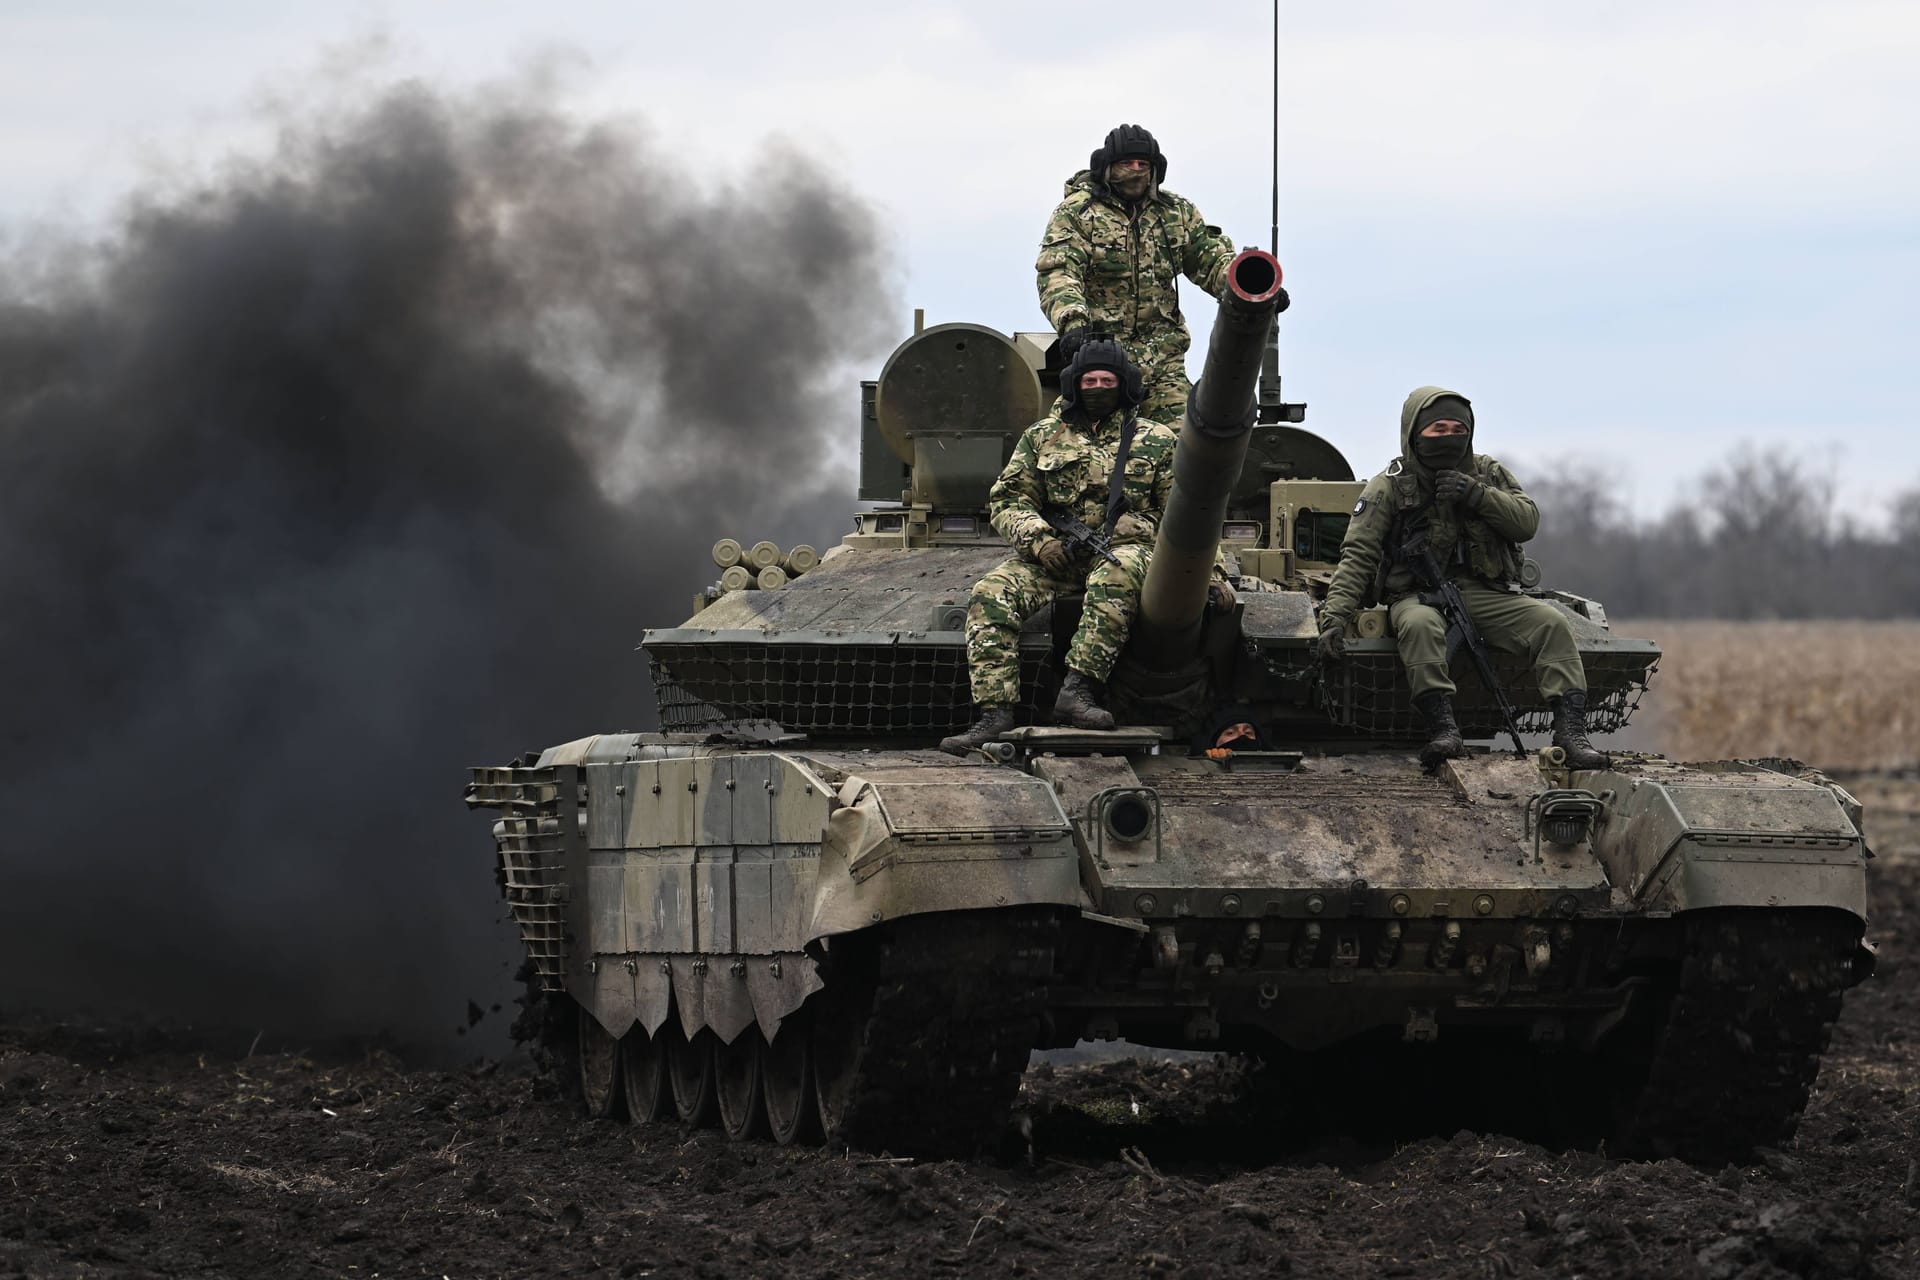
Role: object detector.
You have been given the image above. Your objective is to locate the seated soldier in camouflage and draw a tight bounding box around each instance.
[1316,387,1610,771]
[1035,124,1238,423]
[940,339,1179,755]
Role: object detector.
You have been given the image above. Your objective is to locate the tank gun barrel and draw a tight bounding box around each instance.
[1133,248,1284,666]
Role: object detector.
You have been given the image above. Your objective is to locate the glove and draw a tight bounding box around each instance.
[1274,285,1291,314]
[1032,536,1071,572]
[1207,580,1237,613]
[1433,470,1483,507]
[1058,324,1091,362]
[1316,620,1347,662]
[1113,512,1149,541]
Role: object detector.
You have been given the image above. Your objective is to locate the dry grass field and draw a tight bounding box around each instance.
[1621,619,1920,774]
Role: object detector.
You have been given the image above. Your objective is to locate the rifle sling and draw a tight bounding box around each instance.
[1102,411,1139,534]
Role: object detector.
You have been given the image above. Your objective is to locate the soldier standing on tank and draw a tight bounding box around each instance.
[1036,124,1241,424]
[1316,387,1611,771]
[941,338,1222,755]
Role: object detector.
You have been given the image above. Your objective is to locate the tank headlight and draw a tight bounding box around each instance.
[1104,791,1154,843]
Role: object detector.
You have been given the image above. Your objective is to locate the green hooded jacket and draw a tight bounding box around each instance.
[1319,386,1539,626]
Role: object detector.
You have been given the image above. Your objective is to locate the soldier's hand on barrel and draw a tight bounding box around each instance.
[1316,620,1347,663]
[1114,512,1149,541]
[1433,469,1482,506]
[1207,580,1237,613]
[1033,536,1071,572]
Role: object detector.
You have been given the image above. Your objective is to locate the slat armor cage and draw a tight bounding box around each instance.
[651,636,1655,742]
[649,639,1056,736]
[1316,647,1656,737]
[466,763,568,990]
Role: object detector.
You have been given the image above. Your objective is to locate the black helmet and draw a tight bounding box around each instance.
[1089,123,1167,185]
[1059,335,1145,423]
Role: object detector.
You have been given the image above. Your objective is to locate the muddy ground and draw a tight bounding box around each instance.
[4,778,1916,1279]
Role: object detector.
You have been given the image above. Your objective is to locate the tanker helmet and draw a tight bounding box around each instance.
[1090,124,1167,184]
[1059,334,1145,423]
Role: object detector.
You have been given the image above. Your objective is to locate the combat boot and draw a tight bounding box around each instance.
[1052,671,1116,731]
[1550,690,1612,770]
[939,706,1016,756]
[1413,690,1467,768]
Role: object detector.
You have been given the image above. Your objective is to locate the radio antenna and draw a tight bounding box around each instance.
[1257,0,1293,422]
[1270,0,1279,257]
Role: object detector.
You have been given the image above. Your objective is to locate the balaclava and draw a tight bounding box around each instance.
[1412,395,1474,470]
[1059,336,1145,426]
[1080,382,1122,421]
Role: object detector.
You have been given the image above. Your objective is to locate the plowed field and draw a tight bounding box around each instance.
[3,777,1914,1279]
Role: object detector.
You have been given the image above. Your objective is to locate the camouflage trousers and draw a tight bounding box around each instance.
[1389,582,1587,701]
[1130,323,1194,423]
[1049,324,1192,423]
[1136,367,1191,424]
[964,544,1152,707]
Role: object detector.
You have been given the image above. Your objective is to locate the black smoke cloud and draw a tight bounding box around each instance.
[0,77,896,1050]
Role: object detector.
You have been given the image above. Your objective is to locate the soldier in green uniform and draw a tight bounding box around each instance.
[1035,124,1251,423]
[1316,387,1611,771]
[941,338,1198,754]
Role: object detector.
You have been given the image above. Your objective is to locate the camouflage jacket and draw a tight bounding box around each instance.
[988,409,1178,557]
[1321,387,1540,625]
[1035,171,1235,350]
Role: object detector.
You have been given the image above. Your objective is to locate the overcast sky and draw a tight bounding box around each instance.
[4,0,1916,521]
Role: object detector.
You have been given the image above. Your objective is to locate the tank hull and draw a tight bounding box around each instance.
[470,734,1868,1160]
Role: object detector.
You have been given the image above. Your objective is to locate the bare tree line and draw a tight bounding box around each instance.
[1522,452,1920,618]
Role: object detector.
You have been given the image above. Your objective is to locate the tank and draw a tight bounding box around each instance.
[467,249,1874,1161]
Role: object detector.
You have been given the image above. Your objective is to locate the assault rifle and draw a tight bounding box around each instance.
[1041,508,1124,568]
[1401,527,1528,757]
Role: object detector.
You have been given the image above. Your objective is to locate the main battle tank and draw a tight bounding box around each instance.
[468,249,1874,1161]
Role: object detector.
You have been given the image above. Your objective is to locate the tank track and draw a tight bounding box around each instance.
[1613,908,1861,1163]
[824,907,1060,1157]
